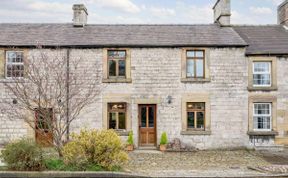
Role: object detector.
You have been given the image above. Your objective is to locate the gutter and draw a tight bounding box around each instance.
[0,44,248,48]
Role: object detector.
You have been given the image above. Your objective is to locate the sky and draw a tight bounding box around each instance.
[0,0,284,24]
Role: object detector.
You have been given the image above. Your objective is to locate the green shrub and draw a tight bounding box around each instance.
[127,131,134,145]
[1,138,45,171]
[44,158,65,171]
[62,129,128,170]
[160,132,168,145]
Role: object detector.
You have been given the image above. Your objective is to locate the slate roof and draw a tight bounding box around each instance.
[0,23,247,47]
[233,25,288,55]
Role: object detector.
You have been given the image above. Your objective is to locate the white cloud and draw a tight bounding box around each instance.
[231,10,257,24]
[149,7,175,17]
[249,7,272,15]
[88,0,140,13]
[28,1,70,13]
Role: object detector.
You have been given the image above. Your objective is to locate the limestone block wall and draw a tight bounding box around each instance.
[0,47,287,150]
[69,47,249,149]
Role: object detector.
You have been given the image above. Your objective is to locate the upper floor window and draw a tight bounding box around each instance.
[6,51,24,78]
[253,103,271,131]
[186,50,204,78]
[253,62,271,87]
[108,50,126,78]
[187,102,205,130]
[108,103,126,130]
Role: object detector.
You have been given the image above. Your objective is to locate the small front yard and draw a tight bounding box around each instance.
[124,149,272,177]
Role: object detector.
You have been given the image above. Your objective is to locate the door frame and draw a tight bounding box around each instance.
[138,104,157,147]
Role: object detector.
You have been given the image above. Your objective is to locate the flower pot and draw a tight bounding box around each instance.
[159,144,166,151]
[127,144,134,151]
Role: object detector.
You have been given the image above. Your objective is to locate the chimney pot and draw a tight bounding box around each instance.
[73,4,88,27]
[213,0,231,26]
[278,0,288,26]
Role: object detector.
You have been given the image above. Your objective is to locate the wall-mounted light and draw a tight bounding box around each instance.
[12,99,17,105]
[167,95,172,104]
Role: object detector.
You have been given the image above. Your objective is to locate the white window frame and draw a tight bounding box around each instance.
[5,51,24,79]
[252,62,271,87]
[253,103,272,131]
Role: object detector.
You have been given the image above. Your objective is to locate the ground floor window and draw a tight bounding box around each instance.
[187,102,205,130]
[253,103,272,131]
[108,103,126,130]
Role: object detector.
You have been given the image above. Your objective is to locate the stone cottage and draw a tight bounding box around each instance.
[0,0,288,149]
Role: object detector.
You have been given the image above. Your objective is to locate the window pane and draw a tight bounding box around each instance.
[196,59,204,77]
[254,116,271,130]
[254,62,270,73]
[118,60,126,76]
[254,103,270,115]
[7,52,16,62]
[187,51,195,57]
[108,50,126,58]
[187,102,205,110]
[118,112,126,129]
[148,106,154,127]
[16,52,23,62]
[109,60,116,76]
[195,51,204,58]
[109,112,116,129]
[141,107,146,127]
[187,112,195,128]
[196,112,205,129]
[253,74,270,85]
[187,59,194,77]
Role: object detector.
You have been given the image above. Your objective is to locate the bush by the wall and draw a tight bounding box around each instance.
[62,129,128,170]
[1,138,45,171]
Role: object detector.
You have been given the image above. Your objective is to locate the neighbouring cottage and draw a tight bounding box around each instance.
[0,0,288,150]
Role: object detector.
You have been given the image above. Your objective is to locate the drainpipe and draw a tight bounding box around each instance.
[66,48,70,141]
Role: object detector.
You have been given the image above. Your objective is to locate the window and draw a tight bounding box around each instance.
[253,62,271,87]
[6,51,24,78]
[108,50,126,78]
[187,102,205,130]
[186,50,204,78]
[253,103,271,131]
[108,103,126,130]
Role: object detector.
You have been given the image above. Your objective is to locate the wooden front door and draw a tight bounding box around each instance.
[139,105,156,146]
[35,108,53,147]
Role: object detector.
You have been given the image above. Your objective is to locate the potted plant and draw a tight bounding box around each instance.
[159,132,168,151]
[126,131,134,151]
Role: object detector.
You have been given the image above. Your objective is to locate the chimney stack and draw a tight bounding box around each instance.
[213,0,231,26]
[72,4,88,27]
[278,0,288,26]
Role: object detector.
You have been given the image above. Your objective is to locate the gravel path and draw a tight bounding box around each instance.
[124,150,271,177]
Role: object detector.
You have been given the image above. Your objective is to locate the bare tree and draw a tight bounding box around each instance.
[1,46,102,156]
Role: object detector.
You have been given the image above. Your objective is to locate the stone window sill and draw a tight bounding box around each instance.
[181,78,211,83]
[102,78,132,83]
[247,86,278,91]
[115,130,130,136]
[0,78,26,83]
[247,131,278,136]
[181,130,211,135]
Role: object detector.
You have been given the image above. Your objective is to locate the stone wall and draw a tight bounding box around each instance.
[69,47,249,149]
[0,47,287,149]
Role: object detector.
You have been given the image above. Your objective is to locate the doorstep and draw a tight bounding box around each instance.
[137,146,157,150]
